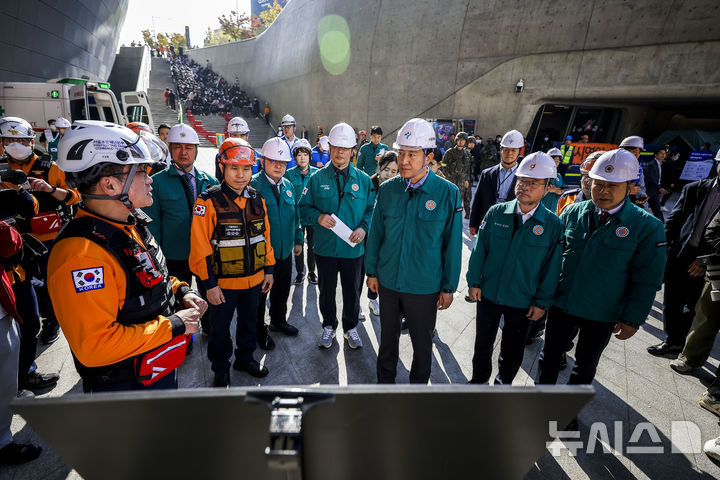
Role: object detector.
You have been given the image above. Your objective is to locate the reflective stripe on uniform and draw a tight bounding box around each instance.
[210,234,265,247]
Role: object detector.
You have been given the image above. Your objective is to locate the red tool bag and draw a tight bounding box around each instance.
[134,335,189,386]
[30,211,62,234]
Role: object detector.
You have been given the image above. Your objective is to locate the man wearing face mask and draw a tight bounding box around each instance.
[0,116,81,346]
[46,117,71,162]
[48,121,206,392]
[39,119,58,151]
[142,124,218,334]
[366,118,462,383]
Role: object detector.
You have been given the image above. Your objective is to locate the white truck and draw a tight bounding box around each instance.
[0,78,154,136]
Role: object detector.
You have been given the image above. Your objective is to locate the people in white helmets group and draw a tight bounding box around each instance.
[0,107,686,461]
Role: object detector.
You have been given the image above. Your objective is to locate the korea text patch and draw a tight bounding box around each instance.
[72,267,105,293]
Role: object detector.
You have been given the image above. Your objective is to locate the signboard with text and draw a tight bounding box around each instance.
[680,151,715,181]
[567,142,619,164]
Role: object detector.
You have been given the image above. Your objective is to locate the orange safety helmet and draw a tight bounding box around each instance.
[218,137,255,165]
[127,121,153,134]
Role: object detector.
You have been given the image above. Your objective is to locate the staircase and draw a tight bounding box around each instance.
[148,57,275,149]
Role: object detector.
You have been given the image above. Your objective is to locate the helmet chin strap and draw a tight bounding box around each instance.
[82,164,138,210]
[405,151,430,190]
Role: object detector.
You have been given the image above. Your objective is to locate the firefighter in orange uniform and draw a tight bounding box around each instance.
[190,137,275,387]
[48,120,206,392]
[0,116,81,345]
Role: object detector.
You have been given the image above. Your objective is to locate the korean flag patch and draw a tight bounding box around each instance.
[194,204,206,217]
[72,267,105,293]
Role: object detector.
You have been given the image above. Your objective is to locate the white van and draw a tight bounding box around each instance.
[0,78,154,134]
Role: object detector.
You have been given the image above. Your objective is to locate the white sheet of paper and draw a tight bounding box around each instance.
[330,214,357,247]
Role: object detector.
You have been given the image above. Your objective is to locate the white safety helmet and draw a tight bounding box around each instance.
[261,137,292,162]
[619,136,644,150]
[280,114,296,127]
[167,124,200,145]
[392,118,436,151]
[292,138,313,156]
[138,131,171,167]
[0,117,35,139]
[589,149,640,183]
[57,119,152,208]
[227,117,250,135]
[327,122,357,148]
[580,150,606,173]
[546,147,563,157]
[516,152,557,179]
[54,117,71,129]
[318,136,330,151]
[500,129,524,149]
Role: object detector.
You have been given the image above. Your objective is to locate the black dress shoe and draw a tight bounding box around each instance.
[308,272,318,284]
[19,371,59,393]
[293,274,304,286]
[256,324,276,350]
[0,442,42,465]
[213,371,230,388]
[269,321,299,336]
[647,342,683,356]
[233,359,269,378]
[39,320,60,345]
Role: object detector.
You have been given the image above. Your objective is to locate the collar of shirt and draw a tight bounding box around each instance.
[499,163,518,179]
[514,203,539,224]
[264,173,283,191]
[596,200,625,216]
[175,166,194,178]
[406,168,430,190]
[333,165,350,180]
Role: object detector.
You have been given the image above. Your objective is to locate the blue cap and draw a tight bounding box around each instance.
[565,135,573,140]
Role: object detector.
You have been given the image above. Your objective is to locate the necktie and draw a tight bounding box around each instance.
[598,211,611,226]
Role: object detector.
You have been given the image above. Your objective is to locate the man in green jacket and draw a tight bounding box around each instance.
[466,152,564,385]
[538,149,666,392]
[142,124,218,332]
[366,118,462,384]
[284,139,319,285]
[298,123,375,350]
[251,137,303,350]
[355,125,388,176]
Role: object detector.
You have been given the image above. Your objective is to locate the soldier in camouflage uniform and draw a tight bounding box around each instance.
[442,131,473,218]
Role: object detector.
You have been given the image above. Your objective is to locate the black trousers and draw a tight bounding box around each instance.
[663,251,705,346]
[537,307,616,385]
[648,193,664,222]
[166,258,209,331]
[315,254,362,331]
[257,254,292,326]
[207,284,262,373]
[294,226,316,275]
[35,240,57,329]
[13,278,40,382]
[471,298,531,385]
[377,285,438,384]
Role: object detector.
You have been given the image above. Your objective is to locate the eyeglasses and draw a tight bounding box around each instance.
[517,178,546,188]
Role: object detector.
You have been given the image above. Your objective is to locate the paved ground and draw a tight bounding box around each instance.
[3,184,720,479]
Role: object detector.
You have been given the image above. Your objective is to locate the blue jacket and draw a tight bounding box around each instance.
[311,147,329,168]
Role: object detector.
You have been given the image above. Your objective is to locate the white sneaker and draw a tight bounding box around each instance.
[318,327,335,349]
[704,436,720,461]
[369,299,380,316]
[699,391,720,418]
[358,307,366,321]
[344,327,363,349]
[669,358,695,373]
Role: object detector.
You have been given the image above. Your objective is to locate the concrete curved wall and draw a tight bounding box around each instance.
[0,0,129,82]
[188,0,720,141]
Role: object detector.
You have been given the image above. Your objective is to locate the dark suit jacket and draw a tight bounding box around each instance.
[643,159,662,197]
[469,163,517,229]
[665,178,719,258]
